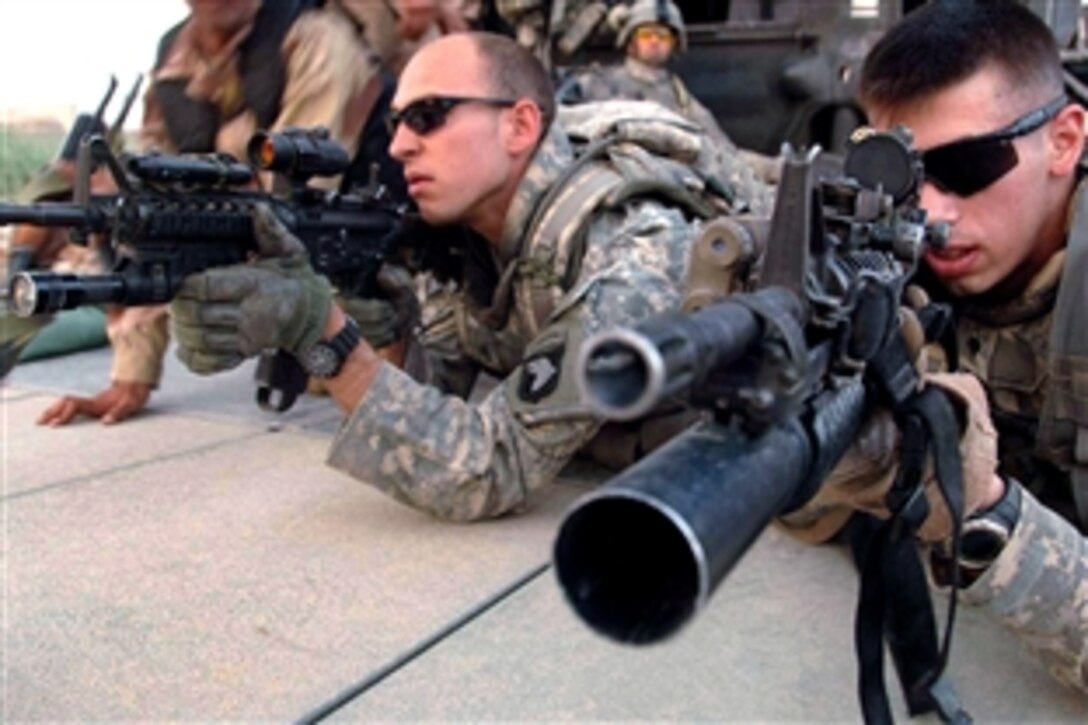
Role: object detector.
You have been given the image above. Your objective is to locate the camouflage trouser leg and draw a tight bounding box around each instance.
[0,309,52,379]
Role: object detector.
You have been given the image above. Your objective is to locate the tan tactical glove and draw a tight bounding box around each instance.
[336,264,420,349]
[171,205,332,375]
[780,372,999,543]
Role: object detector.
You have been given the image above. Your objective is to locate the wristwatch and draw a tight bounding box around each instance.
[959,476,1022,570]
[298,317,361,379]
[931,476,1022,588]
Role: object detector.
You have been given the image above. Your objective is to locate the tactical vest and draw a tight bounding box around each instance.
[953,179,1088,530]
[1039,178,1088,527]
[152,0,402,196]
[453,101,738,373]
[450,102,740,466]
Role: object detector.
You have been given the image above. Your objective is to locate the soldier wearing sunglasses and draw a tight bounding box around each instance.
[168,31,757,523]
[783,0,1088,695]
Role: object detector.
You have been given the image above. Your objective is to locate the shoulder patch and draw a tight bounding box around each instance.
[518,345,565,403]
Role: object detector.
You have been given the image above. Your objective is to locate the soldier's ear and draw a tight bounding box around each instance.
[1047,102,1085,177]
[504,98,544,156]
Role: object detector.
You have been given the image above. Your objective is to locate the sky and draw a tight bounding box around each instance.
[0,0,189,128]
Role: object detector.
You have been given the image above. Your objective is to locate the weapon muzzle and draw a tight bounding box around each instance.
[8,272,126,316]
[578,290,795,421]
[0,202,98,229]
[554,419,813,644]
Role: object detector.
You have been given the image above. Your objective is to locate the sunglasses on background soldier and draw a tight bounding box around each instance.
[386,95,518,137]
[922,94,1069,197]
[633,25,675,43]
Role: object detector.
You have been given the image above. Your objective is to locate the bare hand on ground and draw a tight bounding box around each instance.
[37,381,152,426]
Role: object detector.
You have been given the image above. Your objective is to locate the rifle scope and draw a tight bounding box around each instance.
[248,128,350,179]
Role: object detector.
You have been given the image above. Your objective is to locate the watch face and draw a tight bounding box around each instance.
[302,343,340,378]
[959,521,1010,569]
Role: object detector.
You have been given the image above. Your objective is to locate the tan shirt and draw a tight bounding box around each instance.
[112,5,382,385]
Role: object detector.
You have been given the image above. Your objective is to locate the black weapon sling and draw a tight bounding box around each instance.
[853,330,972,724]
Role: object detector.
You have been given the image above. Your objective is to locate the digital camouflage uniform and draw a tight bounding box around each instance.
[555,55,792,187]
[326,102,767,521]
[960,486,1087,692]
[113,2,385,389]
[562,56,734,141]
[496,0,609,67]
[949,178,1088,692]
[947,175,1088,529]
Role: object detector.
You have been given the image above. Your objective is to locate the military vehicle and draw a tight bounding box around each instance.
[533,0,1088,156]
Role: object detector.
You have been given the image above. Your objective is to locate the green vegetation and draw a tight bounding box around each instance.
[0,127,62,200]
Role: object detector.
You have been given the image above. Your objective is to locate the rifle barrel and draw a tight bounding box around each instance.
[9,272,127,316]
[577,287,800,421]
[0,202,100,229]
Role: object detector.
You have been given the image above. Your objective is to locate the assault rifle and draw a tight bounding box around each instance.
[54,74,143,164]
[0,128,405,412]
[555,129,970,720]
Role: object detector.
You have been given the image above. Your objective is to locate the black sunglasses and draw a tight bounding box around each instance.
[922,94,1069,197]
[386,95,518,137]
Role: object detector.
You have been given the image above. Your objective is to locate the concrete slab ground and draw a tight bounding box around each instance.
[4,345,1087,721]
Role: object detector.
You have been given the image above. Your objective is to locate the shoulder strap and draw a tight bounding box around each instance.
[1041,180,1088,528]
[515,133,720,336]
[669,74,692,113]
[517,157,627,337]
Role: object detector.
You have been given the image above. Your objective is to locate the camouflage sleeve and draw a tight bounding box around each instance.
[557,66,609,104]
[325,201,693,521]
[961,487,1088,693]
[417,288,481,400]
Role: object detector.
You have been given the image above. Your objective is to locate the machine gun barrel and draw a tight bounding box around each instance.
[578,287,801,421]
[554,380,867,644]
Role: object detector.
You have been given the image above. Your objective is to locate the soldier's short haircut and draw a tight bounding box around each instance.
[860,0,1063,109]
[469,31,557,135]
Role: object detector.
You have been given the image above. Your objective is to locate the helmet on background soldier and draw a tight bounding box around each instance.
[611,0,687,53]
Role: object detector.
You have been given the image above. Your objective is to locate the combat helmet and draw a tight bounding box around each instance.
[612,0,687,53]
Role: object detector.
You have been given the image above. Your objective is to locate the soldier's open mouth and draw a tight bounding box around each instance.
[927,241,980,260]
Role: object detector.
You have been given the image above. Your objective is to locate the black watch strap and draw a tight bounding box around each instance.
[959,475,1022,570]
[326,317,362,361]
[300,317,362,379]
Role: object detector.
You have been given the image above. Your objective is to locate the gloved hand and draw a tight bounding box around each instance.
[337,265,420,349]
[171,205,332,374]
[782,372,1000,543]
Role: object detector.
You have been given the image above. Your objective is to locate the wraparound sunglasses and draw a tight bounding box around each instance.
[922,94,1069,197]
[386,95,518,137]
